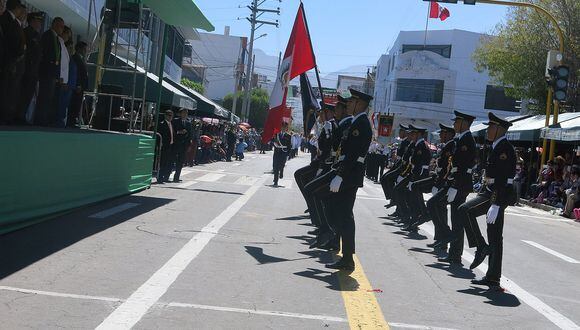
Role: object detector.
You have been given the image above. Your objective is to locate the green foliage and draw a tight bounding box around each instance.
[473,0,579,112]
[181,78,205,94]
[223,89,269,129]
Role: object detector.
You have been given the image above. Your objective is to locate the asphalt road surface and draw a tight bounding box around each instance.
[1,151,579,330]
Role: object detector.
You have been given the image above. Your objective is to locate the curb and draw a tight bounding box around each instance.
[518,198,560,213]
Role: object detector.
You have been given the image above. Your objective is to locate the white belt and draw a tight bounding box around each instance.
[507,178,514,184]
[331,151,337,156]
[486,178,495,184]
[422,165,429,170]
[451,167,457,173]
[451,167,472,174]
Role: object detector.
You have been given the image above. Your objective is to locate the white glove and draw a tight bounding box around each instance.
[447,187,457,203]
[330,175,343,193]
[396,175,404,184]
[324,121,332,137]
[316,169,323,176]
[407,182,413,191]
[486,204,500,224]
[431,187,439,195]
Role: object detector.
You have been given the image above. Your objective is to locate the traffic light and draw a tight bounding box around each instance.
[550,65,570,102]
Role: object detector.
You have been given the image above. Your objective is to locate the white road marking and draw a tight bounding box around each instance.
[356,189,369,196]
[277,179,293,188]
[96,175,268,329]
[522,240,580,264]
[506,212,572,223]
[419,223,580,330]
[233,176,260,186]
[88,203,140,219]
[167,302,347,323]
[196,173,226,182]
[177,181,198,189]
[0,285,455,329]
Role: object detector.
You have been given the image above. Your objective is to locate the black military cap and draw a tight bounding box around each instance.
[452,110,476,123]
[323,103,336,111]
[27,12,44,21]
[408,124,427,133]
[399,123,409,130]
[349,88,373,102]
[439,123,455,134]
[484,112,512,129]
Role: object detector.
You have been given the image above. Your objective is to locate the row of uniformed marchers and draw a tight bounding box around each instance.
[295,88,373,271]
[380,110,517,290]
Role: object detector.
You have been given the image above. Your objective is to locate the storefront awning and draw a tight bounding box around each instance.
[141,0,214,32]
[541,116,580,142]
[164,79,231,120]
[506,113,580,142]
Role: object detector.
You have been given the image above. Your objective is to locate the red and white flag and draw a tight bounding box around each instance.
[262,3,316,143]
[429,1,450,21]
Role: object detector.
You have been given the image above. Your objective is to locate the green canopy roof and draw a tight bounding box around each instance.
[541,115,580,142]
[141,0,214,31]
[506,113,580,142]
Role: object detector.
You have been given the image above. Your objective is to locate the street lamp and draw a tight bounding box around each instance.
[254,33,268,41]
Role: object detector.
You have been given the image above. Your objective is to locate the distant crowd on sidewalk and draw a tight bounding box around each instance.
[0,0,89,127]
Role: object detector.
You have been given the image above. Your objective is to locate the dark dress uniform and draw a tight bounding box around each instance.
[460,113,516,286]
[19,15,43,122]
[0,8,26,124]
[380,126,410,201]
[37,29,61,126]
[403,130,432,230]
[391,140,415,220]
[171,117,193,182]
[272,131,292,185]
[435,112,477,263]
[424,125,456,241]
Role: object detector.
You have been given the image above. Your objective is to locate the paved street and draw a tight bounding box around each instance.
[1,151,580,330]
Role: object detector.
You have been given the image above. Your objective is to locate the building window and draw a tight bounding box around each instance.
[395,79,444,103]
[402,44,452,58]
[485,85,517,112]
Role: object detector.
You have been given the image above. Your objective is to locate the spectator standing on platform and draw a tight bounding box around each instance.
[55,26,72,128]
[19,11,43,124]
[0,0,26,125]
[157,110,174,183]
[171,108,192,182]
[37,17,64,126]
[67,41,88,127]
[235,138,248,161]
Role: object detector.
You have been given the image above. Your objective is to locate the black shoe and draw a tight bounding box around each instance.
[173,179,182,183]
[319,241,340,251]
[402,224,418,232]
[426,241,440,248]
[470,244,490,270]
[384,202,396,209]
[434,234,457,248]
[309,237,321,249]
[325,258,355,271]
[386,211,400,218]
[304,209,310,214]
[307,229,319,235]
[471,276,500,287]
[437,257,463,265]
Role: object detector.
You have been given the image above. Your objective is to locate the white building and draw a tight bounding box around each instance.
[337,75,366,93]
[374,29,520,136]
[183,27,247,102]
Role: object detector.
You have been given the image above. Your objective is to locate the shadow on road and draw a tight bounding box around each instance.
[0,195,174,280]
[160,186,243,196]
[294,268,344,291]
[244,246,314,264]
[458,286,521,307]
[425,262,476,280]
[275,215,311,221]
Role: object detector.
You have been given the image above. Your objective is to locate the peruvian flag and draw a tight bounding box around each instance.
[262,3,316,143]
[429,1,450,21]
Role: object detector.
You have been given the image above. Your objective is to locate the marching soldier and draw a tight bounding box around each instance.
[460,113,516,289]
[324,88,373,271]
[388,128,416,222]
[380,124,410,205]
[422,123,456,248]
[272,122,292,186]
[401,125,433,232]
[435,111,477,265]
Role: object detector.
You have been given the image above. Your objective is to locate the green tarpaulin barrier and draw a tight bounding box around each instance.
[0,129,154,235]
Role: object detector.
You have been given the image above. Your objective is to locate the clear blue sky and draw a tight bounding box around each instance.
[194,0,508,75]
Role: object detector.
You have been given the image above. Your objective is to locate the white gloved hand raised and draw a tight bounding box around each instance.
[330,176,343,193]
[396,175,404,184]
[316,169,323,176]
[431,187,439,195]
[447,187,457,203]
[486,204,500,224]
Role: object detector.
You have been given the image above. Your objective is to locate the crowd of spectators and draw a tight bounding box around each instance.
[0,1,88,127]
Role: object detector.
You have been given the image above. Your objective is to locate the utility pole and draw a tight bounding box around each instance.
[241,0,280,121]
[231,47,244,116]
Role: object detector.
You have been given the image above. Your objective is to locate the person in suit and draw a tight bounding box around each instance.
[461,113,516,289]
[18,11,43,124]
[324,88,373,271]
[36,17,64,126]
[272,122,292,186]
[0,0,26,125]
[171,108,193,182]
[67,41,88,127]
[157,110,174,183]
[55,25,73,128]
[435,111,477,265]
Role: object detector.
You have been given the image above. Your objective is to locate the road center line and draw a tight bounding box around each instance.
[95,175,268,329]
[88,203,140,219]
[419,223,580,330]
[521,240,580,264]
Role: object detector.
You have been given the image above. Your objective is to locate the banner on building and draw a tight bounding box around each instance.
[378,114,395,137]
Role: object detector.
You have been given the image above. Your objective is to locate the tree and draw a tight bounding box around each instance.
[181,78,205,95]
[473,0,579,113]
[223,89,270,129]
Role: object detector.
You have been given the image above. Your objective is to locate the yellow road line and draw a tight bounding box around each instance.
[337,255,389,329]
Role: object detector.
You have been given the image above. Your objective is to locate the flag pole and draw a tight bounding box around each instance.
[299,1,323,133]
[424,2,431,49]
